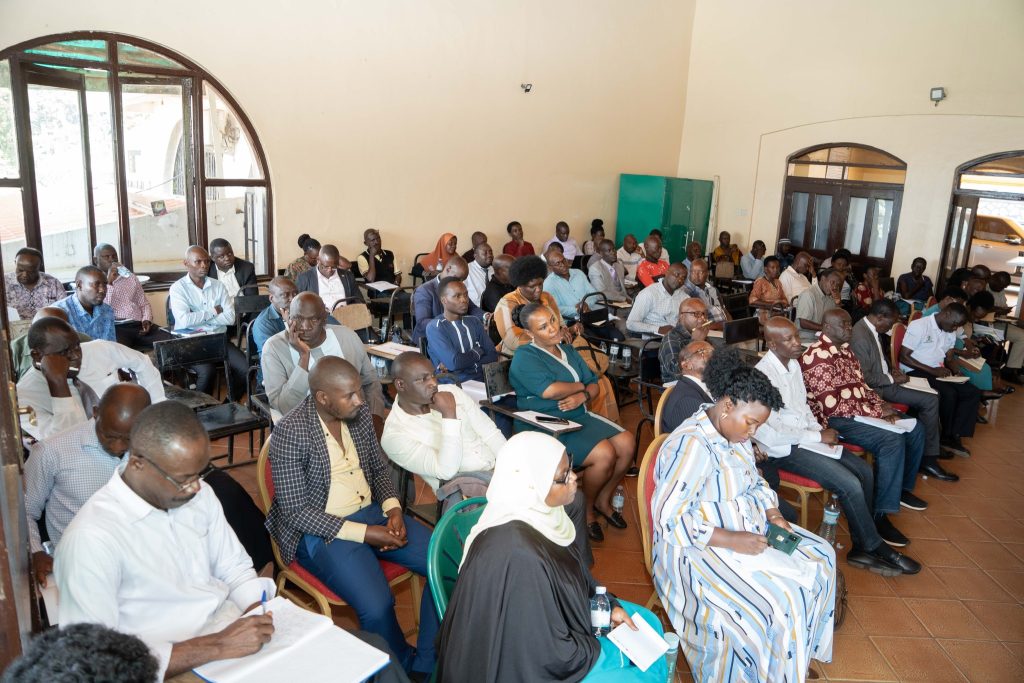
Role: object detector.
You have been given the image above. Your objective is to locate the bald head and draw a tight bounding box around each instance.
[441,255,469,280]
[130,401,207,466]
[183,246,211,281]
[95,384,151,457]
[392,351,431,382]
[764,316,797,341]
[492,254,514,284]
[679,340,713,379]
[308,356,359,396]
[32,306,68,324]
[763,316,804,362]
[678,297,708,332]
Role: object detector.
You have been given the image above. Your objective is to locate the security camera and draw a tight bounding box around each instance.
[521,83,533,93]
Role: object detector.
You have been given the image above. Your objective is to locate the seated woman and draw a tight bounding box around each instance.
[748,255,788,324]
[582,219,605,257]
[896,257,934,314]
[510,303,633,541]
[436,432,666,683]
[416,232,459,280]
[652,348,835,682]
[494,255,568,355]
[287,233,320,279]
[853,265,885,318]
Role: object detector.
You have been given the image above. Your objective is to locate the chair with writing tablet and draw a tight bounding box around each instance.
[256,439,421,633]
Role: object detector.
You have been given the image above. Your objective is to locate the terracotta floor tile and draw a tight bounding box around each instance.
[963,601,1024,641]
[1002,640,1024,665]
[953,540,1023,571]
[908,539,975,568]
[943,495,1012,520]
[986,569,1024,603]
[930,516,997,543]
[974,517,1024,545]
[885,567,958,600]
[904,598,996,640]
[1005,543,1024,563]
[870,636,966,681]
[591,549,651,584]
[892,513,947,541]
[848,596,928,637]
[844,562,896,597]
[938,639,1024,683]
[818,634,897,681]
[920,495,967,517]
[932,566,1014,602]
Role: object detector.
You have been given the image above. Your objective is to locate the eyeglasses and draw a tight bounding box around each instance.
[553,468,575,485]
[681,311,708,319]
[142,457,217,492]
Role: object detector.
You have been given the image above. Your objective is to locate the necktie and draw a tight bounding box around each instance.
[71,377,100,418]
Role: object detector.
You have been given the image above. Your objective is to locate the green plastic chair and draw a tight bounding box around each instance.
[426,496,488,620]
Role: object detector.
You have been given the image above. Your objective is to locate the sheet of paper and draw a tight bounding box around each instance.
[972,323,1005,342]
[706,329,724,339]
[935,374,970,383]
[798,441,842,459]
[607,612,669,673]
[904,376,938,395]
[958,355,985,371]
[365,280,399,292]
[852,415,915,433]
[513,410,581,433]
[367,341,421,359]
[460,380,488,404]
[40,575,59,624]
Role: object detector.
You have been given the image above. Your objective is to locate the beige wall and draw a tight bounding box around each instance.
[1,0,695,272]
[677,0,1024,276]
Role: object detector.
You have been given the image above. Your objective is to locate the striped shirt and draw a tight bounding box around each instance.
[105,272,152,322]
[626,282,688,335]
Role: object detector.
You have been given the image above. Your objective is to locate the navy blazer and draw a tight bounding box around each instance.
[208,257,258,296]
[295,267,365,307]
[660,376,713,434]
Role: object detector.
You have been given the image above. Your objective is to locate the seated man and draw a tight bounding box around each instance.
[93,243,172,349]
[635,235,669,287]
[680,259,730,325]
[295,243,364,312]
[849,298,954,481]
[425,279,498,383]
[480,253,514,313]
[659,341,714,433]
[261,292,384,417]
[896,257,934,310]
[795,268,840,343]
[412,255,483,343]
[740,239,766,280]
[681,240,702,272]
[658,297,711,383]
[251,276,298,363]
[53,266,115,341]
[625,262,688,337]
[801,309,927,548]
[26,384,151,587]
[266,357,439,677]
[4,247,66,320]
[17,318,165,438]
[899,302,984,458]
[460,230,488,262]
[616,234,644,287]
[775,237,795,270]
[541,221,579,261]
[780,250,814,302]
[758,317,920,575]
[711,230,742,266]
[543,248,600,325]
[464,242,494,308]
[588,239,631,304]
[355,228,402,286]
[10,307,89,381]
[168,245,248,400]
[207,238,258,298]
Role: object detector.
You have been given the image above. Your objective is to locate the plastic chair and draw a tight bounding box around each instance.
[636,433,668,611]
[426,496,487,620]
[256,439,421,632]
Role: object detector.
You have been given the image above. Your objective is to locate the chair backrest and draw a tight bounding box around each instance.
[714,260,735,279]
[236,294,270,317]
[153,333,228,369]
[908,309,922,323]
[256,438,292,571]
[638,338,662,383]
[482,359,513,400]
[637,433,668,573]
[426,496,487,619]
[653,384,675,437]
[722,291,751,318]
[579,291,610,327]
[890,322,907,371]
[333,302,374,333]
[165,297,175,328]
[723,315,760,345]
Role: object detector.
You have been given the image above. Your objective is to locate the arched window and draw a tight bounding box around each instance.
[778,144,905,272]
[0,33,272,282]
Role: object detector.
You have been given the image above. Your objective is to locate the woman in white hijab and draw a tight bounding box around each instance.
[435,432,667,683]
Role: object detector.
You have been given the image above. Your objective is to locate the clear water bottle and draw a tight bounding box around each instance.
[817,494,840,546]
[663,632,680,683]
[590,587,611,637]
[621,347,633,369]
[608,343,620,367]
[116,265,131,278]
[379,316,389,341]
[612,484,626,515]
[599,341,608,354]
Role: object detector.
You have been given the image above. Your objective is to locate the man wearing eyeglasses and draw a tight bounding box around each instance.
[658,297,712,383]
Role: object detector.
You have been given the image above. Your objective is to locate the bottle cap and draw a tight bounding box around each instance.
[595,586,606,594]
[664,632,680,650]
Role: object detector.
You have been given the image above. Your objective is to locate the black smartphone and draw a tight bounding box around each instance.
[535,415,570,425]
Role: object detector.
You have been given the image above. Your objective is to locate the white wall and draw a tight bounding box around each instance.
[1,0,695,272]
[677,0,1024,276]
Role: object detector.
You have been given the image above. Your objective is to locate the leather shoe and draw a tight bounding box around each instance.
[1002,385,1016,394]
[920,463,959,482]
[940,437,971,458]
[870,543,922,575]
[587,522,604,542]
[875,514,909,547]
[594,507,627,529]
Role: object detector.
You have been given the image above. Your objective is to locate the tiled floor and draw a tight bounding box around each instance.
[223,391,1024,682]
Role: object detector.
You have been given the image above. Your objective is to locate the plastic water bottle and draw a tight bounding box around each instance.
[612,484,626,515]
[817,494,840,546]
[609,343,620,367]
[621,347,633,369]
[663,632,680,683]
[379,316,389,341]
[599,341,608,355]
[116,265,131,278]
[590,587,612,637]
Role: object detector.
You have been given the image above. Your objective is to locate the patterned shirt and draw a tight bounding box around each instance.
[682,280,727,322]
[800,334,887,425]
[658,325,692,383]
[105,273,152,322]
[53,294,116,342]
[24,419,123,553]
[748,276,788,323]
[4,272,66,320]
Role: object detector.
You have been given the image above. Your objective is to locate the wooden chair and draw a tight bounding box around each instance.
[652,383,675,437]
[332,298,377,342]
[636,433,669,611]
[255,440,421,632]
[890,322,907,371]
[778,470,825,530]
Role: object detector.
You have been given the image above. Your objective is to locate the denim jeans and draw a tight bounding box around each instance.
[827,417,925,515]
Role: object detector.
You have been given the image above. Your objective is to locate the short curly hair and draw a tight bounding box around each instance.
[703,347,783,411]
[3,623,159,682]
[509,255,548,287]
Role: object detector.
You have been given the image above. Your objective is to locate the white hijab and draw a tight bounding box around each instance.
[461,432,576,567]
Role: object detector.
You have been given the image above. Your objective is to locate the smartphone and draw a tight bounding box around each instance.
[765,522,801,555]
[535,415,570,425]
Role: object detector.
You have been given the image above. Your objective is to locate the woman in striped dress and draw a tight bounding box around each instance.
[652,348,835,682]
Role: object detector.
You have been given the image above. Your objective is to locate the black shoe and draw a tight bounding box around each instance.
[875,514,909,547]
[625,466,640,478]
[587,521,604,542]
[1002,385,1016,395]
[594,507,627,529]
[900,491,928,511]
[940,436,971,458]
[920,463,959,482]
[937,450,955,460]
[870,543,922,575]
[1002,369,1024,385]
[982,390,1004,401]
[977,414,989,424]
[846,548,903,577]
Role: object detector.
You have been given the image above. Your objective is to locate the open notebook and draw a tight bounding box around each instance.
[193,597,389,683]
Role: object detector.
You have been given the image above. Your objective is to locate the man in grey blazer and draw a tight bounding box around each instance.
[849,298,956,482]
[294,244,364,311]
[587,239,631,304]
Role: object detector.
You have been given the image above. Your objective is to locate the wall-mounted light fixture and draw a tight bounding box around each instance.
[930,87,946,106]
[521,83,533,93]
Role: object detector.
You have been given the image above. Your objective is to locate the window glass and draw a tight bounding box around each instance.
[812,195,832,251]
[206,186,267,273]
[844,197,868,252]
[0,60,17,178]
[85,71,120,256]
[867,199,894,258]
[203,83,262,179]
[25,39,109,62]
[117,42,184,69]
[0,187,26,277]
[788,192,809,246]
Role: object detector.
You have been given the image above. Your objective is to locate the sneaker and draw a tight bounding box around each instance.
[625,466,640,478]
[875,514,909,547]
[900,491,928,511]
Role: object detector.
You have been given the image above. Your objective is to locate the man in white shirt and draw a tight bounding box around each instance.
[382,352,505,494]
[588,239,631,303]
[756,318,920,576]
[542,221,580,261]
[616,234,644,287]
[16,318,165,438]
[167,245,248,400]
[55,401,276,680]
[899,302,983,457]
[780,251,814,302]
[261,292,384,417]
[207,238,258,299]
[295,244,364,312]
[464,242,494,307]
[626,262,689,336]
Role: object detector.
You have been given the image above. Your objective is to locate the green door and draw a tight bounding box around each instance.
[616,174,713,263]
